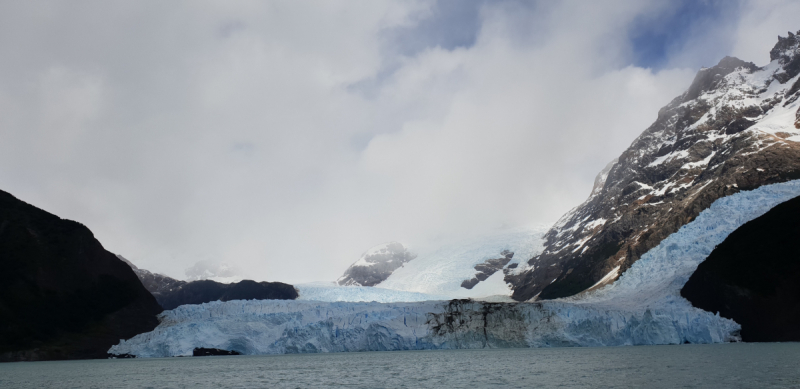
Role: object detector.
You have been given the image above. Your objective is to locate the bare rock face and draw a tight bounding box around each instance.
[507,31,800,301]
[117,256,187,299]
[0,190,162,362]
[337,242,417,287]
[460,250,514,289]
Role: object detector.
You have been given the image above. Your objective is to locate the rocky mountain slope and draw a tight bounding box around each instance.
[681,194,800,342]
[0,190,162,362]
[119,257,298,310]
[507,31,800,301]
[118,255,186,300]
[337,242,417,287]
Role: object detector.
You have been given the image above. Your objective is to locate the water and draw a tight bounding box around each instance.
[1,343,799,388]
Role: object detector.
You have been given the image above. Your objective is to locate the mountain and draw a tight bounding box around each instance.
[337,242,417,287]
[119,257,298,310]
[155,280,298,310]
[681,194,800,342]
[118,255,186,299]
[0,190,162,362]
[507,31,800,301]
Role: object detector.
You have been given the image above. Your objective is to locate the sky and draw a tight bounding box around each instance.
[1,0,798,283]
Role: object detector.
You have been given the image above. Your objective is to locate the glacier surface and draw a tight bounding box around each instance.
[377,225,549,298]
[110,181,800,357]
[295,282,449,303]
[296,225,549,303]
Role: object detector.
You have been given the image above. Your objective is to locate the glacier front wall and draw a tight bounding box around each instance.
[109,299,736,357]
[110,181,800,357]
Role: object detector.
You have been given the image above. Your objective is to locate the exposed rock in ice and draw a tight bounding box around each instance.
[336,242,416,287]
[377,225,549,298]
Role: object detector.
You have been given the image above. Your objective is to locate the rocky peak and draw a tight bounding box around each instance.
[770,30,800,63]
[685,56,758,101]
[771,30,800,84]
[506,30,800,302]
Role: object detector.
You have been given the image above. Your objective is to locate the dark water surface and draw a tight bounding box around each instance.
[1,343,799,388]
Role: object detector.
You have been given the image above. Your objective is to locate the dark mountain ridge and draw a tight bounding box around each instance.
[119,257,298,310]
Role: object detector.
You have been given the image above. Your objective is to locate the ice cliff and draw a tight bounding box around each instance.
[109,180,800,357]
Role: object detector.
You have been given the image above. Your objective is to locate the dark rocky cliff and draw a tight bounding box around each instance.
[507,31,800,301]
[156,279,298,310]
[681,195,800,342]
[119,257,298,310]
[0,190,162,362]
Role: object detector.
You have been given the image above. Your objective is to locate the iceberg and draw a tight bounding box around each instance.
[110,180,800,357]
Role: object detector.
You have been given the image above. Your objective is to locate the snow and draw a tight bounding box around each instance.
[296,282,448,303]
[583,218,606,230]
[589,266,620,289]
[750,96,799,138]
[376,225,549,298]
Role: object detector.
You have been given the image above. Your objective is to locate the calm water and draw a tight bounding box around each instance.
[1,343,799,388]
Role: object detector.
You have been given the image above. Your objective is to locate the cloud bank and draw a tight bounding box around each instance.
[0,0,797,282]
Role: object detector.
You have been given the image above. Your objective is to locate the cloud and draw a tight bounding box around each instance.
[0,0,792,283]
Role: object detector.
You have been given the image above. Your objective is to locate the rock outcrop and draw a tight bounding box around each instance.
[460,250,514,289]
[337,242,416,287]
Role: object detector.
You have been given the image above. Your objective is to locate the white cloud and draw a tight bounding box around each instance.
[732,0,800,65]
[0,0,790,283]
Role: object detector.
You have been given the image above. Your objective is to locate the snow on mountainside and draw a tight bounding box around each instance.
[337,242,416,287]
[507,31,800,301]
[108,180,800,357]
[312,225,547,302]
[378,225,549,299]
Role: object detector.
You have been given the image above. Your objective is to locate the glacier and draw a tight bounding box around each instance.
[377,224,550,298]
[295,282,449,303]
[109,181,800,357]
[298,225,549,303]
